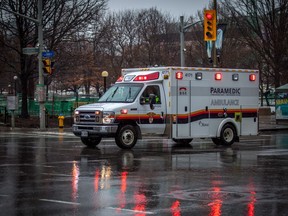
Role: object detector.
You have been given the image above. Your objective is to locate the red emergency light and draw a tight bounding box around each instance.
[176,71,183,80]
[215,73,222,80]
[116,76,123,82]
[134,72,159,81]
[249,74,256,81]
[120,109,128,114]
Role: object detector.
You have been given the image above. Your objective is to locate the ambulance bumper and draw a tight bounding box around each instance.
[72,124,118,137]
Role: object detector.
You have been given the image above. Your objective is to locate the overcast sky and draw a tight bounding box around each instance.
[107,0,211,18]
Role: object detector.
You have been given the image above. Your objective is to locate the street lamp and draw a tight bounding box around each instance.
[8,84,12,95]
[101,71,109,93]
[13,76,18,96]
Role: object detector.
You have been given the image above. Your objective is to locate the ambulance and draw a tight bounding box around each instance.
[72,66,259,149]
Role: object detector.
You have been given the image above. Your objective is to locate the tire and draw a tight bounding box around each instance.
[212,138,221,145]
[172,138,193,145]
[115,125,137,149]
[220,124,236,146]
[81,137,102,148]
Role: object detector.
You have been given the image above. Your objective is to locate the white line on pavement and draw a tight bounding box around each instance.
[39,199,80,205]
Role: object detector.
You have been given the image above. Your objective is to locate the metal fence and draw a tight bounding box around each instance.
[0,94,99,122]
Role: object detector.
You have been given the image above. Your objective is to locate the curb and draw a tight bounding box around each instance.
[259,127,288,132]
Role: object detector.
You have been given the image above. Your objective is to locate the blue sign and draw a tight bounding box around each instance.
[42,51,55,58]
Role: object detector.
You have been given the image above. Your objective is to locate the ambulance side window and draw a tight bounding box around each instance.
[141,85,161,104]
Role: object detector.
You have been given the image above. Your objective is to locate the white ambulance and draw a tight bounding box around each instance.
[72,67,259,149]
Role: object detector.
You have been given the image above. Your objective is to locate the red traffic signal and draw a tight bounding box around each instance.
[205,13,213,20]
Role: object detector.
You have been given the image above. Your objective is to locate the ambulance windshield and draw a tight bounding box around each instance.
[98,83,143,103]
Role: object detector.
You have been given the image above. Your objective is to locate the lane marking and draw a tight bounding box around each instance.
[107,207,154,214]
[39,198,80,205]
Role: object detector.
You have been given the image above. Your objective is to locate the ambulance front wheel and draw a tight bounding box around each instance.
[220,123,236,146]
[81,137,102,147]
[115,125,138,149]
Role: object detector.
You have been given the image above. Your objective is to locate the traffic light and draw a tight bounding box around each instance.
[204,10,217,41]
[42,58,51,75]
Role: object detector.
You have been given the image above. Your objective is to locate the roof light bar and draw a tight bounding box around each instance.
[134,72,159,81]
[116,76,123,82]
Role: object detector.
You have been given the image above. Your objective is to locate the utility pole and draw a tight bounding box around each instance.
[180,16,185,67]
[213,0,217,68]
[37,0,45,130]
[1,0,45,129]
[179,16,201,67]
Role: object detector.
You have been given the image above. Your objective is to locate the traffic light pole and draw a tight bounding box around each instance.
[213,0,217,68]
[179,16,201,67]
[1,0,45,129]
[38,0,45,130]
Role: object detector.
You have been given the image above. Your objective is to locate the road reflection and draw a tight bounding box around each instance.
[247,181,256,216]
[170,200,181,216]
[71,161,79,202]
[1,132,287,215]
[74,145,263,216]
[208,185,222,216]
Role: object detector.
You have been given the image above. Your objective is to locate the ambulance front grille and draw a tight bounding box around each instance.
[77,111,102,124]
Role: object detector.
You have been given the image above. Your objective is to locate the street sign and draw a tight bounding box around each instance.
[22,47,39,55]
[7,96,18,110]
[42,50,55,58]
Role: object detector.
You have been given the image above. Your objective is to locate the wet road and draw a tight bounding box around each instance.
[0,130,288,216]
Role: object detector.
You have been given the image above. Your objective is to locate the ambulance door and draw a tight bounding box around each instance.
[176,81,191,137]
[138,84,166,134]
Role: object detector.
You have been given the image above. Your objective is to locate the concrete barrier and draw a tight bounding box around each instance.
[259,107,272,116]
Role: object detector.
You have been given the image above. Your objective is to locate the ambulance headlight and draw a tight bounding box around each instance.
[102,111,115,124]
[74,110,80,123]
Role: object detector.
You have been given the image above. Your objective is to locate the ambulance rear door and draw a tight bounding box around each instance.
[174,80,191,137]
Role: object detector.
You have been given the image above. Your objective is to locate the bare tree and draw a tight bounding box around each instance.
[221,0,288,88]
[89,8,179,86]
[0,0,107,118]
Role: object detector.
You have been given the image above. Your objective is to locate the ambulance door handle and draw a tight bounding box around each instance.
[130,108,137,111]
[185,106,187,112]
[205,106,208,111]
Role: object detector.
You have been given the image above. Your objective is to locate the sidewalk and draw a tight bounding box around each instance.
[1,114,288,133]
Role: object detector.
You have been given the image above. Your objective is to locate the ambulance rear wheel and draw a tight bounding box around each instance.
[173,138,193,145]
[220,124,236,146]
[81,137,102,147]
[115,125,137,149]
